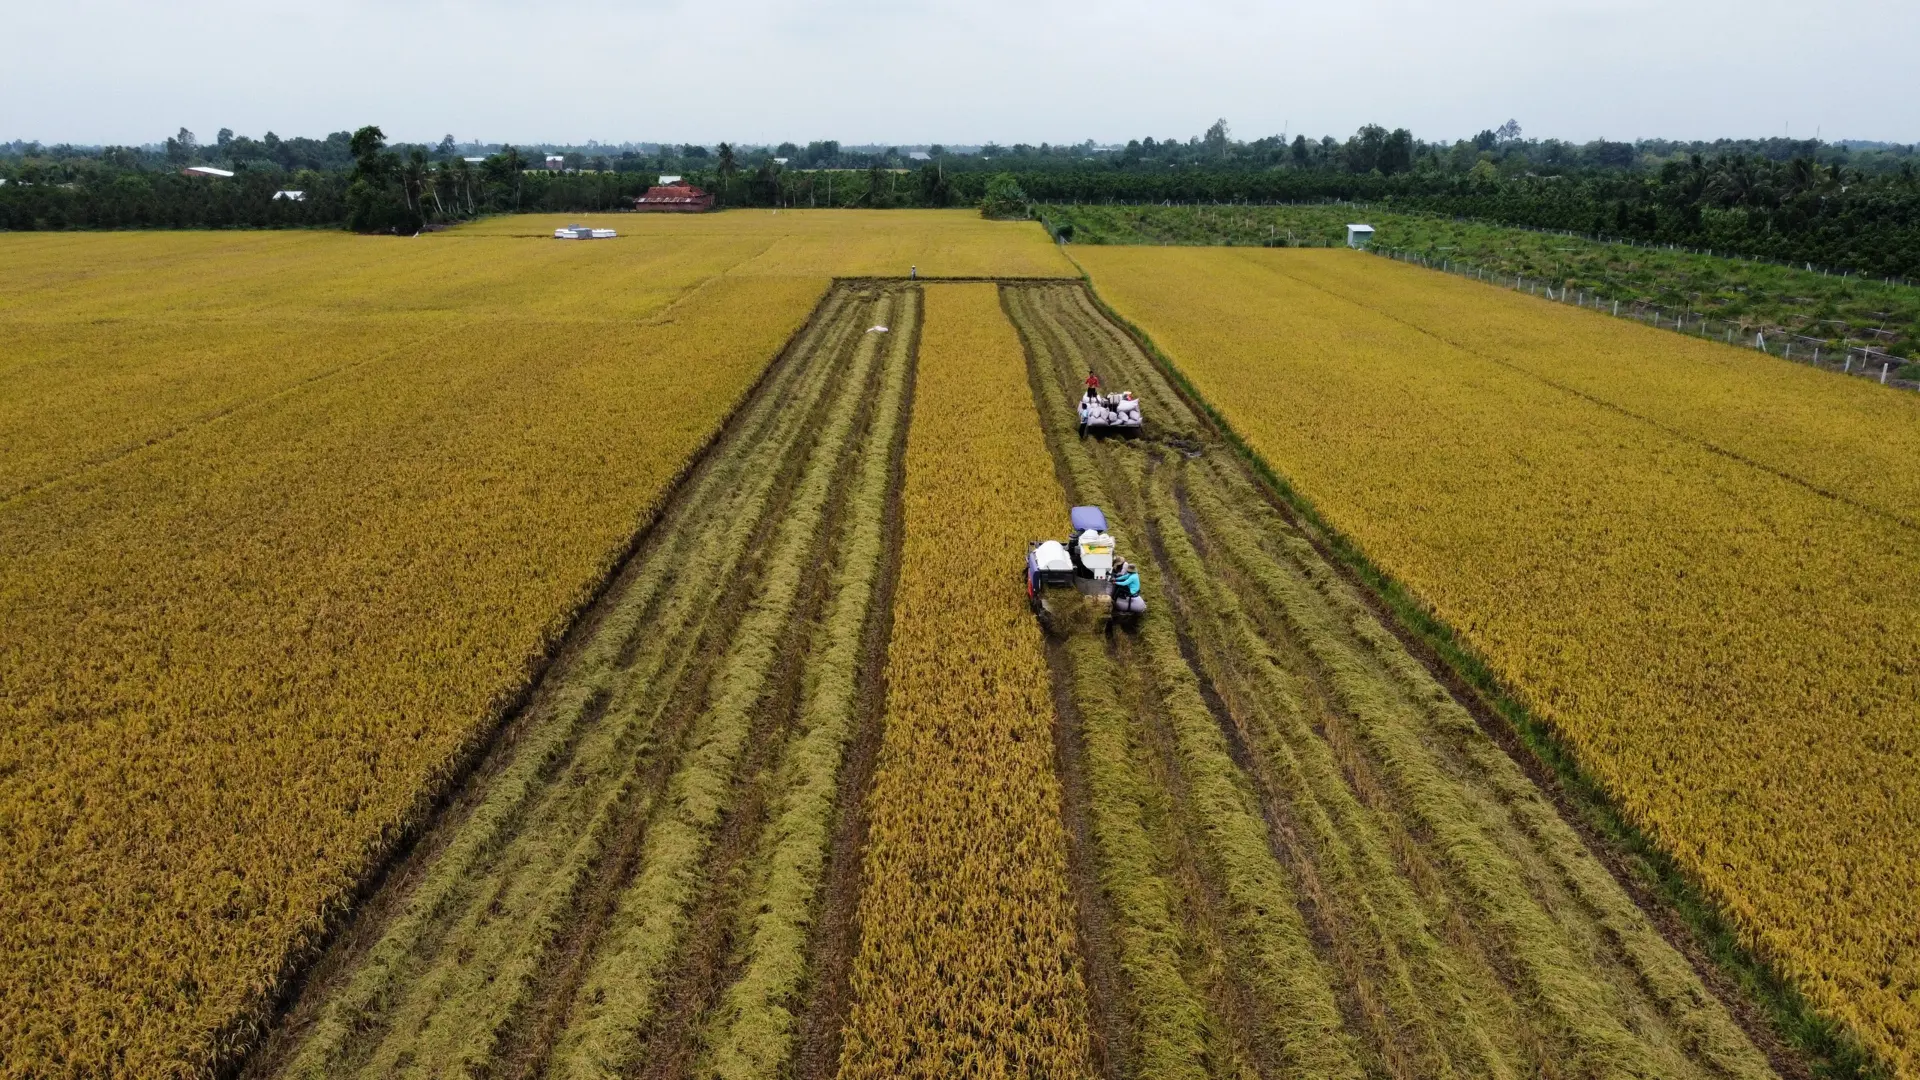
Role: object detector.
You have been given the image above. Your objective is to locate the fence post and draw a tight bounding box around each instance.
[1883,363,1891,385]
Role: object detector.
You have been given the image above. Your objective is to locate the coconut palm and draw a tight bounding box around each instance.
[716,142,737,206]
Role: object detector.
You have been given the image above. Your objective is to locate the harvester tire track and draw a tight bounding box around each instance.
[497,289,886,1080]
[626,287,904,1080]
[789,287,922,1080]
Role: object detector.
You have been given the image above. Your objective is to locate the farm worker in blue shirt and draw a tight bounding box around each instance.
[1115,561,1140,598]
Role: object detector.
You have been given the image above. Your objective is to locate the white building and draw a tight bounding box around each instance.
[272,190,306,201]
[1346,223,1376,248]
[545,154,566,170]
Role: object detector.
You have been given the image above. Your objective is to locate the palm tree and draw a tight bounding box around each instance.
[417,152,451,219]
[716,142,738,206]
[1706,155,1758,208]
[1785,157,1817,198]
[400,148,429,216]
[450,156,475,215]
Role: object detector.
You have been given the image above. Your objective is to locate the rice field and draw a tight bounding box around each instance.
[0,213,1067,1079]
[2,215,1889,1080]
[834,283,1095,1079]
[1005,281,1774,1080]
[1077,244,1920,1077]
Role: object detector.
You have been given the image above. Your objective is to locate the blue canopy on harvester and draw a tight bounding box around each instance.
[1070,506,1108,532]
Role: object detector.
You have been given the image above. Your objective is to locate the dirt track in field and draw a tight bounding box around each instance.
[243,283,917,1080]
[1005,282,1786,1080]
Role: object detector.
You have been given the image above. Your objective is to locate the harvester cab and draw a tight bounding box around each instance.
[1026,505,1146,625]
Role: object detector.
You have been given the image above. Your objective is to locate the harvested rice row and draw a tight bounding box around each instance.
[835,283,1094,1080]
[1147,468,1547,1078]
[1025,283,1491,1076]
[1008,282,1775,1080]
[546,289,903,1079]
[1074,248,1920,1073]
[1003,286,1232,1078]
[1180,457,1773,1078]
[1070,273,1760,1076]
[1008,285,1365,1079]
[271,288,872,1080]
[698,289,919,1080]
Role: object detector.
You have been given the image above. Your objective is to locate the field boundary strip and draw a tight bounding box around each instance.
[1060,254,1890,1080]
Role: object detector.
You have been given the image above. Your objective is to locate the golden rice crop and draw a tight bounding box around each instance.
[0,212,1069,1078]
[0,212,1068,501]
[1265,249,1920,524]
[0,236,826,1079]
[0,228,767,496]
[265,286,890,1080]
[453,209,1077,279]
[1077,245,1920,1077]
[835,283,1094,1079]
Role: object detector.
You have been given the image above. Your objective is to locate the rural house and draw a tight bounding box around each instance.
[633,180,715,213]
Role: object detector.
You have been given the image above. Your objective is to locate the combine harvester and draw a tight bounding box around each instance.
[1026,505,1146,629]
[553,223,618,239]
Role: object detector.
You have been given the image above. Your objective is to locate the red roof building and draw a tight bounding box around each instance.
[633,181,715,213]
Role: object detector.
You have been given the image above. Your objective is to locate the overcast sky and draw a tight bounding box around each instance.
[6,0,1916,148]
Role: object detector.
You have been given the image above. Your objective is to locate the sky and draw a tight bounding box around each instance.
[5,0,1917,148]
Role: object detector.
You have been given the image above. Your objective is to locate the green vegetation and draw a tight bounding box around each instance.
[15,119,1917,281]
[980,172,1032,219]
[1050,203,1919,357]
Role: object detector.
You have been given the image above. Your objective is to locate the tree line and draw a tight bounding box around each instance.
[6,121,1919,276]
